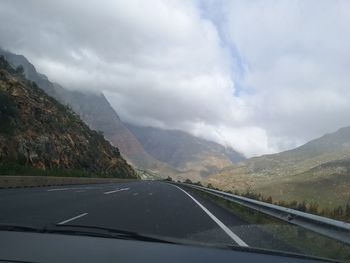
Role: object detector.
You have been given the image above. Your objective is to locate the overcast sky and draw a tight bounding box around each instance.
[1,0,350,157]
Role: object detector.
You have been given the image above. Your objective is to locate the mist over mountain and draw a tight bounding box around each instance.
[56,90,185,178]
[0,48,183,177]
[126,124,245,178]
[0,55,136,178]
[2,1,350,158]
[2,48,246,180]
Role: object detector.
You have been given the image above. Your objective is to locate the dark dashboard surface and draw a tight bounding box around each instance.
[0,231,330,263]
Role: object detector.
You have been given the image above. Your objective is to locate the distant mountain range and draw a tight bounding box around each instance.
[208,126,350,208]
[126,124,245,179]
[0,48,244,180]
[0,55,136,178]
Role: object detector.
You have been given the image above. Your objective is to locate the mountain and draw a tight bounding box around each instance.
[56,91,182,177]
[0,56,136,178]
[126,124,245,180]
[0,48,141,159]
[57,92,142,156]
[0,48,177,178]
[0,48,245,181]
[207,126,350,208]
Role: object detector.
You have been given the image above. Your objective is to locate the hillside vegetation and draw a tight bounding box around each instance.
[207,127,350,208]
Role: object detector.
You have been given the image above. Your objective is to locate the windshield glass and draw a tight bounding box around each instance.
[0,0,349,262]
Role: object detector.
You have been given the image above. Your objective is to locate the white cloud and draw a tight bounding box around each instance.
[1,0,350,157]
[224,0,350,149]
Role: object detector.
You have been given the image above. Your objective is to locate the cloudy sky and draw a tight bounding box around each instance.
[1,0,350,157]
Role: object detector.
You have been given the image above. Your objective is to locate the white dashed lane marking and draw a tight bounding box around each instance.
[57,213,88,225]
[104,188,130,195]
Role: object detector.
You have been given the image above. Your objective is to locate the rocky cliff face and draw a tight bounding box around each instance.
[54,91,152,162]
[0,56,136,178]
[55,90,183,178]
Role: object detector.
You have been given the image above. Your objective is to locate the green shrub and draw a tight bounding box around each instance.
[0,91,19,135]
[184,178,193,184]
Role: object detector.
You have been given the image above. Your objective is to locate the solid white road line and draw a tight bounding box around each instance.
[172,185,249,247]
[104,188,130,195]
[58,213,88,225]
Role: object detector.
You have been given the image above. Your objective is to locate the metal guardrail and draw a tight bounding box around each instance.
[177,183,350,245]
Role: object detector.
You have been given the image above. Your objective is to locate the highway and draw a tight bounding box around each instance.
[0,181,298,252]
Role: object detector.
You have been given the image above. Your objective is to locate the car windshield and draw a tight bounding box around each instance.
[0,1,350,262]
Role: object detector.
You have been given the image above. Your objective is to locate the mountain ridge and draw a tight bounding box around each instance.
[207,125,350,208]
[0,55,136,178]
[0,48,179,178]
[126,123,245,180]
[0,48,246,181]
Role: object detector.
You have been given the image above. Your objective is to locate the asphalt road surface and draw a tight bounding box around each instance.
[0,181,298,251]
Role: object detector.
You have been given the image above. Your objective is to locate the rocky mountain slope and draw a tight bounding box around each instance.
[53,89,177,173]
[126,124,245,179]
[208,126,350,207]
[0,48,247,181]
[0,56,136,178]
[0,48,177,178]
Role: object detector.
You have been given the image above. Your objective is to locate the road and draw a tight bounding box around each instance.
[0,181,298,251]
